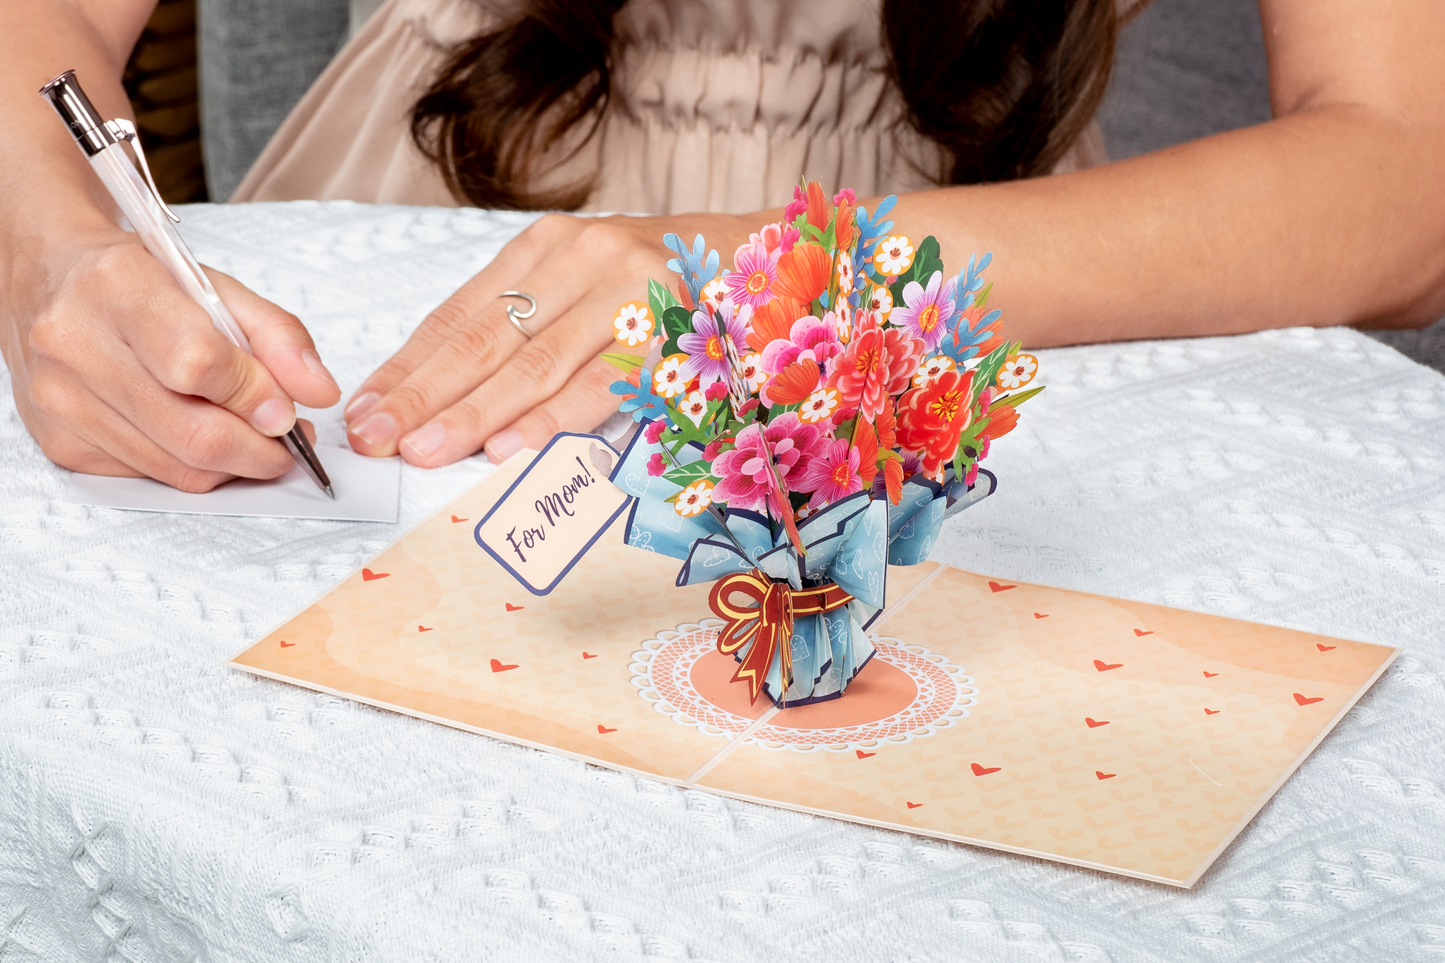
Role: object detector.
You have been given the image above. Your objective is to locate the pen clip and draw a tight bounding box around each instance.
[104,119,181,224]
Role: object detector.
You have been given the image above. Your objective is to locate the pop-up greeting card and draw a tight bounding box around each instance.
[596,184,1038,708]
[231,184,1396,886]
[233,458,1395,887]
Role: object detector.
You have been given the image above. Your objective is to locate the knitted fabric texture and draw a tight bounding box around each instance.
[1,202,1443,962]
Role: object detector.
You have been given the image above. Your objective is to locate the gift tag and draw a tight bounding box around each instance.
[474,433,632,595]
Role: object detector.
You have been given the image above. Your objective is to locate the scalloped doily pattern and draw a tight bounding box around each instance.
[630,620,978,753]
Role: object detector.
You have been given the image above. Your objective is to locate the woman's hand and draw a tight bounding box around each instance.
[344,211,754,466]
[3,223,342,492]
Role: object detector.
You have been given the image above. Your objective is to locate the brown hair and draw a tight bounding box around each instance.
[410,0,1118,210]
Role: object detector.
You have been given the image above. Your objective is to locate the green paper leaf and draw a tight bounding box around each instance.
[648,278,679,325]
[661,460,717,487]
[995,385,1046,409]
[971,343,1012,395]
[660,304,693,358]
[600,352,645,373]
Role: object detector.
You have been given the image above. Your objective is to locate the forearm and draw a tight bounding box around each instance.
[0,0,153,257]
[882,105,1445,348]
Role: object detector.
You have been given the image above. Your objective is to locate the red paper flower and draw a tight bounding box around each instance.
[896,368,976,479]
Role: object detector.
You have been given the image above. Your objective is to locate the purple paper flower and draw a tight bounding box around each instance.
[678,309,750,388]
[891,270,957,351]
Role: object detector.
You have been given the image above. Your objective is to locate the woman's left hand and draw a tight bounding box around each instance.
[344,210,750,466]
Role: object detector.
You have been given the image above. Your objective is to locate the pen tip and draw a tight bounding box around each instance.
[324,485,336,500]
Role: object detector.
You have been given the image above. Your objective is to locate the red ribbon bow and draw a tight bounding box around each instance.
[708,569,854,704]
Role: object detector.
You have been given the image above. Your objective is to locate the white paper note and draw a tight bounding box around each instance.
[64,446,401,522]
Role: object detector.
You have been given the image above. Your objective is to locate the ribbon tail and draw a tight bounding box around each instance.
[731,621,779,704]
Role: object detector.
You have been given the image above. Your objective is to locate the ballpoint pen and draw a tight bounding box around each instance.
[39,70,334,498]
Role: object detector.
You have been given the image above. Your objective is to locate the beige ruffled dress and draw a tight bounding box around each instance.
[232,0,1109,213]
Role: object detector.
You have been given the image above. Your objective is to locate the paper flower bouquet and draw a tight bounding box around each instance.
[605,182,1042,707]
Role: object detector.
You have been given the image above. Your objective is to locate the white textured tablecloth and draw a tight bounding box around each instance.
[3,201,1444,963]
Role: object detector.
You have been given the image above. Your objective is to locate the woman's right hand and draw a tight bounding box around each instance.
[2,220,343,492]
[1,0,343,492]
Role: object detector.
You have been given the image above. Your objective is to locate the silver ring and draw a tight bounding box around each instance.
[499,290,537,338]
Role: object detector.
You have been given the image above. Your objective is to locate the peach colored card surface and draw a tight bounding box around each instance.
[232,456,1397,887]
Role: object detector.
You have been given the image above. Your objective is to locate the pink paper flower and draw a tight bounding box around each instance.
[705,381,729,401]
[833,188,856,206]
[795,438,862,509]
[892,270,957,351]
[759,316,843,376]
[723,242,781,308]
[785,185,808,223]
[710,413,826,514]
[644,419,666,444]
[647,453,666,476]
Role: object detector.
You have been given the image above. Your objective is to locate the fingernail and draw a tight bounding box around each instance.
[485,429,524,463]
[253,398,296,436]
[345,390,381,421]
[301,348,339,390]
[402,421,446,459]
[350,411,396,449]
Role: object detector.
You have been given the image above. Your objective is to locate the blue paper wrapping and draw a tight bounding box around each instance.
[610,420,996,706]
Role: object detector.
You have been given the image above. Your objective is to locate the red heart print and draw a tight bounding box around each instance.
[971,763,1002,776]
[988,581,1016,593]
[1293,693,1323,706]
[906,802,923,809]
[1204,708,1220,715]
[1085,717,1109,728]
[1034,613,1049,619]
[1134,629,1153,637]
[1093,659,1123,672]
[597,725,617,734]
[1203,671,1219,678]
[505,603,524,612]
[1095,771,1116,780]
[856,750,876,759]
[490,659,519,673]
[1317,644,1336,652]
[451,515,468,523]
[361,568,389,581]
[279,641,295,648]
[582,652,598,660]
[418,625,433,633]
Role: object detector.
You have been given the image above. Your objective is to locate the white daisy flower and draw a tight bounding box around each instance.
[701,278,730,314]
[834,299,853,344]
[798,387,840,424]
[653,355,688,398]
[873,235,914,277]
[679,390,709,427]
[912,355,956,388]
[996,353,1038,390]
[866,286,894,318]
[612,301,654,346]
[836,250,854,294]
[674,480,714,517]
[739,352,767,393]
